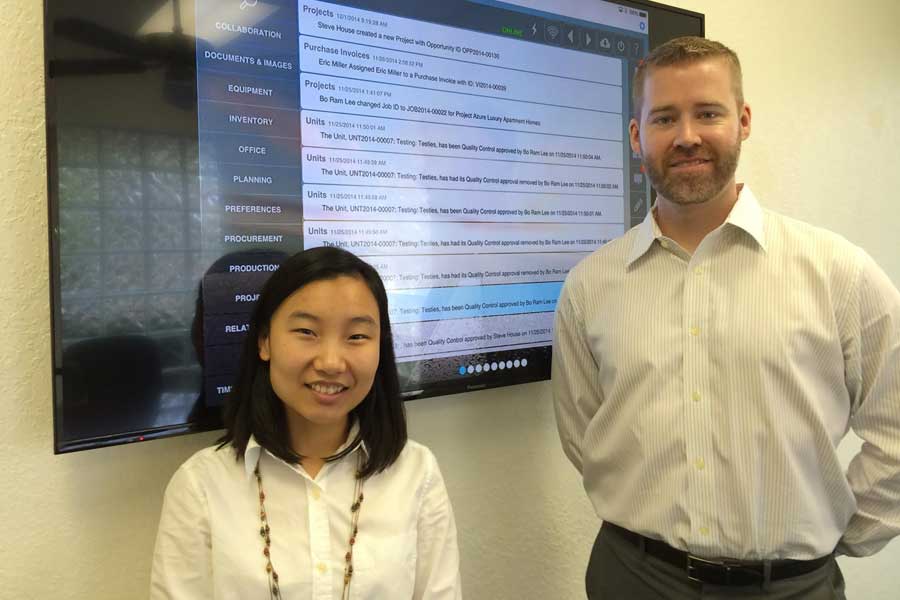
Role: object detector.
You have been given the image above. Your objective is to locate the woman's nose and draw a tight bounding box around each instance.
[314,339,347,373]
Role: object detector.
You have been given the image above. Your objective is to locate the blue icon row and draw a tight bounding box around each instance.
[458,359,528,375]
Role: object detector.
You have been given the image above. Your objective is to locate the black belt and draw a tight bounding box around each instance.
[603,522,832,587]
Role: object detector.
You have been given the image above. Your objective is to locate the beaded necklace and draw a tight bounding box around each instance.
[255,451,365,600]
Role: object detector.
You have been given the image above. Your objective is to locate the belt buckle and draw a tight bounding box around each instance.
[686,555,764,586]
[686,554,731,585]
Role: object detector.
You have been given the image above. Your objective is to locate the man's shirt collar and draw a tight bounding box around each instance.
[626,184,767,267]
[724,184,767,251]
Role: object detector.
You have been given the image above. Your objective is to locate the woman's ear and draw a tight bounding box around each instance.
[258,334,271,362]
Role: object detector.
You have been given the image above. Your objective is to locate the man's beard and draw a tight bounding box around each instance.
[642,135,741,206]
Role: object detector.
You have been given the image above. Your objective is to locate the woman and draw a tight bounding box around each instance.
[152,247,462,599]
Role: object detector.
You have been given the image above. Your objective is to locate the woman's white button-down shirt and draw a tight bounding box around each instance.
[151,434,462,599]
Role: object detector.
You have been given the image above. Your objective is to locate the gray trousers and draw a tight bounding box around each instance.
[586,524,846,600]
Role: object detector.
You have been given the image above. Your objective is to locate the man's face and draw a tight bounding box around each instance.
[629,58,751,206]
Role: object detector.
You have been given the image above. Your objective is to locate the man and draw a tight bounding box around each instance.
[552,36,900,599]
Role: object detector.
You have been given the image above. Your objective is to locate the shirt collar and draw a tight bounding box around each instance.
[626,184,767,267]
[243,421,366,479]
[627,206,661,266]
[723,184,767,251]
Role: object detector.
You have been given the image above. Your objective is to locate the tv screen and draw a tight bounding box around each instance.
[46,0,703,452]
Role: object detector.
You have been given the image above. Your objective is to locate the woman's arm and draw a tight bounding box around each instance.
[413,450,462,600]
[150,463,213,599]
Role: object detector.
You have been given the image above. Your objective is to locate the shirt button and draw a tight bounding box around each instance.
[695,458,706,471]
[693,267,703,276]
[659,240,670,249]
[311,488,321,500]
[692,391,702,403]
[316,562,327,574]
[699,526,710,537]
[689,326,700,337]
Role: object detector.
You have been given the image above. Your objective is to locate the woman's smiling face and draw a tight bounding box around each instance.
[258,275,381,439]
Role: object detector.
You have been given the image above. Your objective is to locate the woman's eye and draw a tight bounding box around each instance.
[293,328,315,336]
[348,333,371,341]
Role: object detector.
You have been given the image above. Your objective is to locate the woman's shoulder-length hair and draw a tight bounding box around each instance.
[217,246,408,478]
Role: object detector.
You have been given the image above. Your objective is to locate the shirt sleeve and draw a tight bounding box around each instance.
[552,275,602,474]
[838,249,900,557]
[413,451,462,600]
[150,461,213,599]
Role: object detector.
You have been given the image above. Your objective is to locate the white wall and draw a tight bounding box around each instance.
[1,1,898,598]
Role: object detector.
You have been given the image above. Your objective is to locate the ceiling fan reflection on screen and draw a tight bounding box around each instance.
[50,0,196,109]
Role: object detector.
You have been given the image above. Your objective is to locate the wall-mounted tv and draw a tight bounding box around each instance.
[45,0,704,452]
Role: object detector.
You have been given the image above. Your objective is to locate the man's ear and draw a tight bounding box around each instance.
[258,334,271,362]
[629,118,642,156]
[739,102,752,141]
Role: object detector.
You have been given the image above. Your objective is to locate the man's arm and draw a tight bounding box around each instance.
[552,276,603,474]
[838,249,900,557]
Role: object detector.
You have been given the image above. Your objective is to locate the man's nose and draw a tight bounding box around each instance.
[673,118,702,148]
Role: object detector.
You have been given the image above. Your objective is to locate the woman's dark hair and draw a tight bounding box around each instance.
[218,246,407,478]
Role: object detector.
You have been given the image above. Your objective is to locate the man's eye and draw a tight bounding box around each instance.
[699,111,719,119]
[653,116,672,125]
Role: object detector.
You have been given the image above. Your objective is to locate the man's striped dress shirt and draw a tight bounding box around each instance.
[552,185,900,560]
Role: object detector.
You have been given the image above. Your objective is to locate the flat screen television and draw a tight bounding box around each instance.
[45,0,704,452]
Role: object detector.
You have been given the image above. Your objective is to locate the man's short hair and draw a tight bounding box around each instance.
[632,36,743,118]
